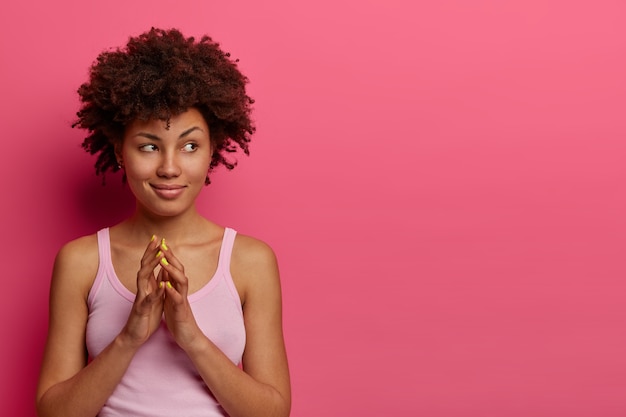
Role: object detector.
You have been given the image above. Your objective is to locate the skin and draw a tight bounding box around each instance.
[36,108,291,417]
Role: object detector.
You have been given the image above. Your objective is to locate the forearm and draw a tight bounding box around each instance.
[185,337,290,417]
[37,335,138,417]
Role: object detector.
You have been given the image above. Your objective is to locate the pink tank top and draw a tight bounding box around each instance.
[86,228,246,417]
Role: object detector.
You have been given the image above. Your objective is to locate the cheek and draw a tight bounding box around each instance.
[190,162,210,180]
[192,152,212,174]
[123,162,149,179]
[122,159,156,187]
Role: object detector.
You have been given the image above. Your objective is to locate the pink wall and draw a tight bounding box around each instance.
[1,1,625,416]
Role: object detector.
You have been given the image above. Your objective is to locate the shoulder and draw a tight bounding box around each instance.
[230,233,280,304]
[231,233,277,268]
[55,234,99,271]
[52,233,100,299]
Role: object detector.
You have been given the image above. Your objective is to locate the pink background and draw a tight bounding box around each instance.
[1,1,625,416]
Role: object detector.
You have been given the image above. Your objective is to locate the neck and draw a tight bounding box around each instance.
[124,204,207,245]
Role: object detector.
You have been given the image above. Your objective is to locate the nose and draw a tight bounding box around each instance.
[156,151,181,178]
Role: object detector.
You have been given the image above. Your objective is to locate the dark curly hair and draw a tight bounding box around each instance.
[73,27,255,184]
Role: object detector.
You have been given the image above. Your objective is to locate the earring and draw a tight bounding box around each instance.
[117,160,123,170]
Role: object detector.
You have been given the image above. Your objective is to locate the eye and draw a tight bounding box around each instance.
[139,144,158,152]
[182,142,198,152]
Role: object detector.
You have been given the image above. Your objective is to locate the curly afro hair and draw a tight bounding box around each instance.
[73,27,255,184]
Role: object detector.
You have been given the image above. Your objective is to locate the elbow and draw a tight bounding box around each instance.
[35,390,48,417]
[36,393,57,417]
[272,389,291,417]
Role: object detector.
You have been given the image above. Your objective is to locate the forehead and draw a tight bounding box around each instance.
[124,108,210,138]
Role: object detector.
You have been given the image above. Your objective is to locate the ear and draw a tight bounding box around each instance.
[113,141,123,163]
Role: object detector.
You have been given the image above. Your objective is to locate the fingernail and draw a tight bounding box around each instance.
[156,250,163,258]
[151,235,156,242]
[166,281,173,289]
[161,238,168,250]
[159,281,164,289]
[161,257,169,266]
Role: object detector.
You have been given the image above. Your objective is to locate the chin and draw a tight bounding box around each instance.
[137,201,193,218]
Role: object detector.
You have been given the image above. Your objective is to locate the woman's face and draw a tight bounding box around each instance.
[118,108,212,218]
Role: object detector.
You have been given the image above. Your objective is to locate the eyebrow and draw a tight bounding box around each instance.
[133,127,204,141]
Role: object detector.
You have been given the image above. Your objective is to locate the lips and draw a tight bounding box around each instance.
[150,184,186,199]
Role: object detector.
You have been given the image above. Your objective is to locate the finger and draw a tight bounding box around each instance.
[139,235,161,268]
[163,280,184,305]
[156,265,166,285]
[158,256,189,298]
[141,283,165,308]
[135,281,165,314]
[158,239,189,294]
[136,235,163,292]
[158,239,185,272]
[138,256,162,290]
[140,234,161,263]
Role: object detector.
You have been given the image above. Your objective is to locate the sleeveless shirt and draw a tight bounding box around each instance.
[86,228,246,417]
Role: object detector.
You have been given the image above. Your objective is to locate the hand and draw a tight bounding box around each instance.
[120,235,165,348]
[157,240,204,352]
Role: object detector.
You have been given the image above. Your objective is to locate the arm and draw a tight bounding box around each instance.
[160,235,291,417]
[36,235,166,417]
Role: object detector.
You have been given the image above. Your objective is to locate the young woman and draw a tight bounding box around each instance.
[36,28,290,417]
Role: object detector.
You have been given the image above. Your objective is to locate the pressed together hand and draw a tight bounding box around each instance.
[121,236,203,352]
